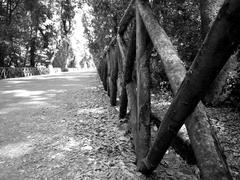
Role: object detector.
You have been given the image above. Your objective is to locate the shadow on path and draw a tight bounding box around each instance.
[0,71,100,179]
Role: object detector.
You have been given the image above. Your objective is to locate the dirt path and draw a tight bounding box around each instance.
[0,71,106,179]
[1,72,239,180]
[0,71,200,180]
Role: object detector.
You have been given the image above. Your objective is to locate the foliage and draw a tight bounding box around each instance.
[52,38,75,70]
[79,0,129,61]
[222,60,240,108]
[0,0,77,68]
[61,0,75,35]
[149,0,201,91]
[80,0,201,67]
[154,0,201,66]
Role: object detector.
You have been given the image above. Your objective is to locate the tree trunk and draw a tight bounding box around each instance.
[29,37,36,67]
[137,0,235,179]
[136,8,151,166]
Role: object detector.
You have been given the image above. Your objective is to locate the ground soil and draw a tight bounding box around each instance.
[0,72,239,179]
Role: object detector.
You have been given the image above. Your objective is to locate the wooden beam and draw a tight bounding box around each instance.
[117,35,128,119]
[135,7,151,166]
[136,0,234,179]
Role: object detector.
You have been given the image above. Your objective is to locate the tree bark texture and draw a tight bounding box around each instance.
[137,0,234,179]
[118,0,135,36]
[136,8,151,166]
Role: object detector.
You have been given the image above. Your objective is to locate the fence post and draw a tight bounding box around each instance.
[109,46,118,106]
[135,7,151,166]
[103,55,108,92]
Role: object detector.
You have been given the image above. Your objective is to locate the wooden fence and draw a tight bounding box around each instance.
[0,67,61,79]
[97,0,240,179]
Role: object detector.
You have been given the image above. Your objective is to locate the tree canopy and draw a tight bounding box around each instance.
[80,0,201,67]
[0,0,78,68]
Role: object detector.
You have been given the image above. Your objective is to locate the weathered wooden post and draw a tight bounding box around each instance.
[109,46,119,106]
[135,6,151,166]
[118,1,136,119]
[117,3,196,165]
[117,36,129,118]
[102,55,108,92]
[106,51,111,97]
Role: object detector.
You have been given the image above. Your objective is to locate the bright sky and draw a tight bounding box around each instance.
[70,5,94,68]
